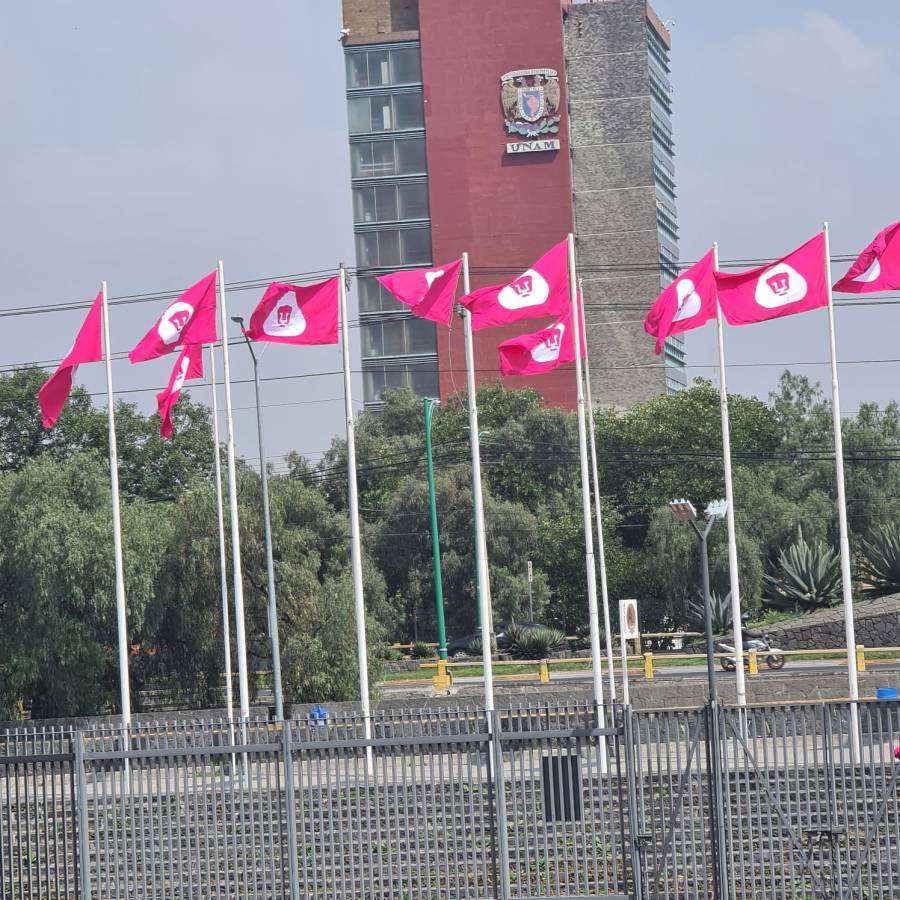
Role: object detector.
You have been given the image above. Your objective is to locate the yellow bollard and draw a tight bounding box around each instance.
[538,659,551,684]
[856,644,866,673]
[432,659,453,691]
[643,652,654,680]
[748,649,759,676]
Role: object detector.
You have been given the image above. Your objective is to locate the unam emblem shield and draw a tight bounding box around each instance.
[517,86,544,123]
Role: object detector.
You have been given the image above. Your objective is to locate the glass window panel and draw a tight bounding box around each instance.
[398,182,428,220]
[353,186,376,224]
[355,232,379,268]
[346,53,369,89]
[393,93,423,130]
[381,319,406,356]
[390,47,421,85]
[348,97,371,134]
[370,95,393,131]
[406,317,437,354]
[409,364,439,398]
[375,184,398,222]
[350,142,374,178]
[385,365,408,390]
[377,230,401,266]
[360,321,382,357]
[371,141,395,177]
[396,138,426,175]
[401,228,431,264]
[367,50,389,87]
[363,368,385,403]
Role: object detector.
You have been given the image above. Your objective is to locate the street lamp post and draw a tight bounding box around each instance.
[232,316,284,722]
[424,397,448,661]
[669,497,729,900]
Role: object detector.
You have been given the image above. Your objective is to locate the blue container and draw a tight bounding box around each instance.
[875,687,898,701]
[308,704,329,724]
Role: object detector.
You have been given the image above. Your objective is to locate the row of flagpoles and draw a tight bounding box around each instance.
[39,221,899,737]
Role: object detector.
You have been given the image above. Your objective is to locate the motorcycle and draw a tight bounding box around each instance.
[715,634,785,671]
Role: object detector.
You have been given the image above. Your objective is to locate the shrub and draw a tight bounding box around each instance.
[467,637,482,657]
[506,624,565,659]
[409,641,435,660]
[860,523,900,597]
[686,591,735,635]
[763,527,841,610]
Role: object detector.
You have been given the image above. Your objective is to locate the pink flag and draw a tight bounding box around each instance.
[643,249,717,354]
[245,277,339,345]
[129,270,218,363]
[716,233,827,326]
[833,222,900,294]
[156,343,204,439]
[498,301,585,376]
[39,291,104,428]
[376,259,463,325]
[459,239,570,331]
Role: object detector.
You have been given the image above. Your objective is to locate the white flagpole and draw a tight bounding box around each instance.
[823,223,861,764]
[338,266,373,743]
[208,344,235,736]
[100,281,132,733]
[217,260,251,725]
[713,243,747,709]
[577,278,617,701]
[567,234,606,716]
[461,252,496,713]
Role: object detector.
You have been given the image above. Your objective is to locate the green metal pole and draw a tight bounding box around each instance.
[425,398,448,660]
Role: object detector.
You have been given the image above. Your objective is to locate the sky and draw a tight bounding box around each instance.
[2,1,898,469]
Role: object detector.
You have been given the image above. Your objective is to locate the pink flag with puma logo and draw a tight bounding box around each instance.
[833,222,900,294]
[377,259,463,325]
[129,271,218,362]
[156,342,204,439]
[715,233,827,326]
[459,239,570,331]
[245,277,339,345]
[498,300,585,376]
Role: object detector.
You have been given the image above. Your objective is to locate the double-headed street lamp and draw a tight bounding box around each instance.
[424,397,448,660]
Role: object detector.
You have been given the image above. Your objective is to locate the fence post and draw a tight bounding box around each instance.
[706,702,730,900]
[282,721,301,900]
[490,710,512,900]
[643,652,654,680]
[73,730,91,900]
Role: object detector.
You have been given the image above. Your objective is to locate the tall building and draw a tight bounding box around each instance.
[342,0,682,410]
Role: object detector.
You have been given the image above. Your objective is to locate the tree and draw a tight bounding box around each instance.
[0,452,170,718]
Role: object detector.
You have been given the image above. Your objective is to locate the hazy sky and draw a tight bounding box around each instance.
[2,1,898,468]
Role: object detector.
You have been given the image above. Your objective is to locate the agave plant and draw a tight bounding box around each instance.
[505,624,566,659]
[686,591,735,635]
[763,527,841,610]
[859,522,900,597]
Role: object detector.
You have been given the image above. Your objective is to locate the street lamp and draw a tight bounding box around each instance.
[424,397,448,660]
[668,498,728,702]
[232,315,284,722]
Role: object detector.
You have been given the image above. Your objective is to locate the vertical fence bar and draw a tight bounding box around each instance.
[282,721,301,900]
[73,731,90,900]
[490,711,511,900]
[623,704,645,900]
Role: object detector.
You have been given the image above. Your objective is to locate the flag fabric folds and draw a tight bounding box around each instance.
[643,249,717,354]
[39,291,104,428]
[129,270,218,362]
[833,222,900,294]
[716,233,827,326]
[498,300,585,376]
[459,239,570,331]
[156,343,204,439]
[245,277,339,345]
[376,259,463,325]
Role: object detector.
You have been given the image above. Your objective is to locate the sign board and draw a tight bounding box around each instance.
[526,560,533,583]
[619,598,640,642]
[506,139,560,154]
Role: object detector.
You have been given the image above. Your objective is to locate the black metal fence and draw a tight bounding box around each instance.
[1,699,898,899]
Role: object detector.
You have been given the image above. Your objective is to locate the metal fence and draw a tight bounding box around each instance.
[1,699,898,899]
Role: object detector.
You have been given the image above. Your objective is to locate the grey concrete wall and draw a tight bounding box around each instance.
[564,0,668,407]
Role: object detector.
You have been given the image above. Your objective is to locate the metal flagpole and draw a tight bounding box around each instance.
[577,277,617,702]
[461,252,496,713]
[567,234,606,720]
[217,260,251,725]
[823,223,861,764]
[100,281,132,734]
[208,345,235,738]
[713,243,747,710]
[338,266,373,748]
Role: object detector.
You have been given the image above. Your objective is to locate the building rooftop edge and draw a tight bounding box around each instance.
[343,30,419,47]
[645,2,671,49]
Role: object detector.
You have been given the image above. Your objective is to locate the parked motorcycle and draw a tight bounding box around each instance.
[715,635,785,671]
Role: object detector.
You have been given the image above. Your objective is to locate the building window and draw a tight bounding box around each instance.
[363,360,439,404]
[353,182,429,224]
[348,92,424,135]
[355,226,432,268]
[346,46,422,89]
[350,137,427,179]
[360,318,438,358]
